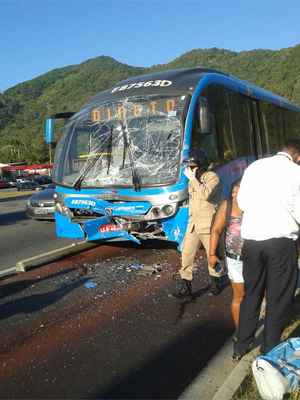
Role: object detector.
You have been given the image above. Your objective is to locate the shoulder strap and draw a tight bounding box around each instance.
[225,198,232,228]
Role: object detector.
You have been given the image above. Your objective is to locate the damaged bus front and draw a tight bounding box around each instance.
[50,70,207,248]
[50,67,300,247]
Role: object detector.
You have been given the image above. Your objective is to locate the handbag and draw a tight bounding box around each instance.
[252,338,300,400]
[252,358,290,400]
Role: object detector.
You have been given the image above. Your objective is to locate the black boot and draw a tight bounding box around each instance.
[209,276,222,296]
[172,274,192,297]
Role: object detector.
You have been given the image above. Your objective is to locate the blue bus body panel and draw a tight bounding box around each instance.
[82,217,141,244]
[55,211,142,243]
[55,181,189,246]
[161,206,189,251]
[56,180,187,196]
[55,212,85,239]
[64,196,152,217]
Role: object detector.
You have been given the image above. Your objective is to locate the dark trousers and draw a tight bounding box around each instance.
[234,237,298,354]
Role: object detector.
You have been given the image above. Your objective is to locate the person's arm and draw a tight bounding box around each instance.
[237,165,252,211]
[209,200,227,268]
[189,171,220,200]
[291,189,300,225]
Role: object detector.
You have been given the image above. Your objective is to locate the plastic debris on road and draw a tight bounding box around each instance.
[84,280,98,289]
[124,262,164,276]
[129,263,144,271]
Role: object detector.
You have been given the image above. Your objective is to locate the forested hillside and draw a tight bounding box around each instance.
[0,44,300,163]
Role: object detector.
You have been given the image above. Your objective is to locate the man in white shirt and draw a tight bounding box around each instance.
[233,140,300,360]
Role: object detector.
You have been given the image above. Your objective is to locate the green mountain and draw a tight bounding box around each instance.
[1,45,300,163]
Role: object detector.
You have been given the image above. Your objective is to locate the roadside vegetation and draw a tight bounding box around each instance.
[0,44,300,163]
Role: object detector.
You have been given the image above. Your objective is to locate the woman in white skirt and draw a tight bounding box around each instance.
[209,179,244,331]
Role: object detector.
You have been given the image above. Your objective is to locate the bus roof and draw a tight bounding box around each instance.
[85,67,300,113]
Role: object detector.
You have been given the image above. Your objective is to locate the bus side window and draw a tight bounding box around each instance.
[226,90,255,161]
[190,96,219,164]
[192,85,227,166]
[200,84,258,168]
[259,102,287,153]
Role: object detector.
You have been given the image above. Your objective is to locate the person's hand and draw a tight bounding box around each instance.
[209,254,220,269]
[184,166,197,180]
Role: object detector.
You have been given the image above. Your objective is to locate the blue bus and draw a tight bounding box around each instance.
[47,68,300,248]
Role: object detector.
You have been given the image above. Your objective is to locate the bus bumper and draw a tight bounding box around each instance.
[55,213,141,244]
[55,206,188,248]
[55,213,85,239]
[81,217,141,244]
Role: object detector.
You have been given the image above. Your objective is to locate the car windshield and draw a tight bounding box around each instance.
[53,95,186,188]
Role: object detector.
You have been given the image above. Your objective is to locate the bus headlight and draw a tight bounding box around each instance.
[151,207,161,218]
[147,203,177,220]
[55,202,63,214]
[55,201,72,217]
[162,204,174,216]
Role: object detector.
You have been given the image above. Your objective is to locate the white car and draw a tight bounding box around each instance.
[16,178,31,184]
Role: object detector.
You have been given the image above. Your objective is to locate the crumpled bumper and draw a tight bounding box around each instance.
[81,216,141,244]
[55,213,140,244]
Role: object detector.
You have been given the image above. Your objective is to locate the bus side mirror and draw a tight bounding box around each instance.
[44,118,55,144]
[198,97,211,134]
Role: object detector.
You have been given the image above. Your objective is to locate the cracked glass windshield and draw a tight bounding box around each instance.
[54,95,186,187]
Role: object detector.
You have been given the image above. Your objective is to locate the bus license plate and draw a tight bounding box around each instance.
[99,224,121,232]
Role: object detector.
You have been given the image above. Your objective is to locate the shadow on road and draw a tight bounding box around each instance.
[101,239,178,251]
[0,210,29,225]
[173,284,211,324]
[97,320,232,399]
[0,194,31,203]
[0,276,89,321]
[0,267,77,299]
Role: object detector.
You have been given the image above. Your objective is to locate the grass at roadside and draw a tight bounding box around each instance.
[233,306,300,400]
[0,190,34,199]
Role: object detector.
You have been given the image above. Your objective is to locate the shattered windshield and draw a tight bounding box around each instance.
[53,95,186,188]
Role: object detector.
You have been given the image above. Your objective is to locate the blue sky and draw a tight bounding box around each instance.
[1,0,299,91]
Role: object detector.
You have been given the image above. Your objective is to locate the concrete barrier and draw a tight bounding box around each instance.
[0,241,99,278]
[15,241,99,272]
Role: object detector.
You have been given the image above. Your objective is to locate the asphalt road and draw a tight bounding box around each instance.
[0,192,235,398]
[0,195,74,271]
[0,244,234,398]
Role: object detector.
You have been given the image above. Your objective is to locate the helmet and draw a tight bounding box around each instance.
[186,149,208,167]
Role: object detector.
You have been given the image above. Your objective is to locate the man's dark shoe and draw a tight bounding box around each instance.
[232,342,255,361]
[232,351,245,361]
[172,275,192,297]
[209,276,222,296]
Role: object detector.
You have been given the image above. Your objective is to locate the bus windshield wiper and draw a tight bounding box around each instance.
[120,123,141,192]
[73,155,99,191]
[73,127,113,191]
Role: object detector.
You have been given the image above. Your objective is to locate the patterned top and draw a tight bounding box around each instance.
[225,215,243,256]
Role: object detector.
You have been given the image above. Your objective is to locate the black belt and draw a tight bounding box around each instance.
[226,251,242,261]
